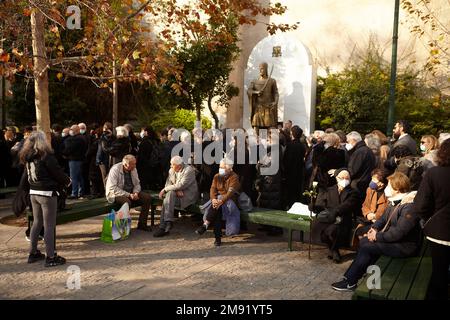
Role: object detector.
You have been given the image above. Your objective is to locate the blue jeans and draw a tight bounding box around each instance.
[69,160,84,197]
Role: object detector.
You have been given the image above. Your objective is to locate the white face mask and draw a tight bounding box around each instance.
[61,132,67,138]
[324,143,330,150]
[69,130,75,136]
[345,143,354,151]
[420,144,426,152]
[337,179,350,188]
[384,184,394,198]
[218,168,226,176]
[140,131,145,139]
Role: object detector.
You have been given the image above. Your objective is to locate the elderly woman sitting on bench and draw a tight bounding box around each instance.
[195,158,240,247]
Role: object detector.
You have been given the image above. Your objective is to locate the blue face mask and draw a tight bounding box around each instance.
[80,129,86,135]
[219,168,226,176]
[369,181,379,190]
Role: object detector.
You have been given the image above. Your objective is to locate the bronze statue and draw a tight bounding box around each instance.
[247,62,279,130]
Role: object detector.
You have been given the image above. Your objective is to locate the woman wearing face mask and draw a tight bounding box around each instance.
[310,168,360,263]
[352,169,389,245]
[331,171,421,292]
[195,158,240,247]
[419,135,439,170]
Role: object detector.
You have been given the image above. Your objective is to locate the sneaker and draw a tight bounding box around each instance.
[331,279,356,292]
[27,250,45,263]
[195,225,207,235]
[25,235,30,242]
[214,238,221,247]
[45,254,66,267]
[153,228,169,237]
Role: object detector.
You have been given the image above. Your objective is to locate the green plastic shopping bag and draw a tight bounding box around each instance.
[100,202,131,243]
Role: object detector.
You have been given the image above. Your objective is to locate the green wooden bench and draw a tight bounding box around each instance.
[26,193,162,226]
[352,241,432,300]
[26,193,312,252]
[0,187,18,198]
[150,200,312,251]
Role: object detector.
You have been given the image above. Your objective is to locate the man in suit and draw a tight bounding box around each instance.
[392,120,417,155]
[154,155,199,237]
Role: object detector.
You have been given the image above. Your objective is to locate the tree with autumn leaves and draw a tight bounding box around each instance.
[0,0,298,138]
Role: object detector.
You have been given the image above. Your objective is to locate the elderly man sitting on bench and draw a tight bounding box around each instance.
[105,154,152,231]
[154,155,199,237]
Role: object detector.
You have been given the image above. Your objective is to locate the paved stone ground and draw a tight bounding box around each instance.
[0,196,354,300]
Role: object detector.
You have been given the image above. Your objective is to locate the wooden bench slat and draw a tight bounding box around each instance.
[406,257,432,300]
[388,257,422,300]
[353,255,393,300]
[369,258,406,299]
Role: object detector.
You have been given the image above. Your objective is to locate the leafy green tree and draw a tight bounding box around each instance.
[150,108,211,132]
[315,40,449,138]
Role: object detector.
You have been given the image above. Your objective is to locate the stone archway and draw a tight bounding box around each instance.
[243,33,316,135]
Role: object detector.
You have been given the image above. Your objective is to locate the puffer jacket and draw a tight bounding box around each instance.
[373,192,422,253]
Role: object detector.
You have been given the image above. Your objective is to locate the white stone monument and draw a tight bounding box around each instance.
[244,33,316,135]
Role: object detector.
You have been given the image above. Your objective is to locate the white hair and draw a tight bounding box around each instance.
[122,154,136,164]
[313,130,326,139]
[439,133,450,145]
[180,131,191,143]
[346,131,362,143]
[220,157,234,169]
[364,133,381,153]
[78,122,87,130]
[116,126,129,138]
[170,155,183,165]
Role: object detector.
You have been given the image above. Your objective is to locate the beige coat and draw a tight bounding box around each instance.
[164,164,199,209]
[105,163,141,203]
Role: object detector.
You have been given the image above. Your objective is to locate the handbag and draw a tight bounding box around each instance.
[238,192,253,212]
[316,209,337,224]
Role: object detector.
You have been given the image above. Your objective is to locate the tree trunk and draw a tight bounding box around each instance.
[31,10,51,141]
[112,60,118,129]
[195,104,201,128]
[207,94,219,129]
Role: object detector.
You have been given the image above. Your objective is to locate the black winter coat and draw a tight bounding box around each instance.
[62,135,87,161]
[108,137,131,164]
[25,152,70,192]
[283,139,306,206]
[312,185,361,246]
[348,141,376,197]
[412,166,450,242]
[312,144,346,189]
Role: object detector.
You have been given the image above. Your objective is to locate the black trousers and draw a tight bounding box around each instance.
[428,240,450,300]
[206,206,223,240]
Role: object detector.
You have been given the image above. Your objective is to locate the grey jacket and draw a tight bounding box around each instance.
[164,164,199,209]
[105,163,141,203]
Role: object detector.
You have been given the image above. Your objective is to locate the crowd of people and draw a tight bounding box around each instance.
[1,119,449,299]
